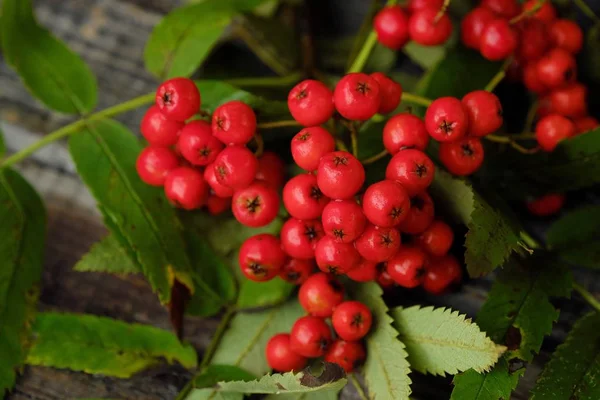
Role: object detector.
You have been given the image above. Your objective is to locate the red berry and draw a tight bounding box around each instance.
[535,114,576,152]
[387,246,427,288]
[407,0,444,13]
[155,77,200,122]
[370,72,403,114]
[164,167,209,210]
[256,151,286,188]
[355,225,401,262]
[373,6,410,50]
[298,273,344,317]
[324,340,366,373]
[461,7,497,50]
[548,84,588,119]
[425,97,469,142]
[322,200,367,243]
[536,48,577,89]
[523,62,548,95]
[362,180,410,227]
[212,101,257,145]
[206,195,231,215]
[203,163,234,198]
[347,259,379,282]
[461,90,503,137]
[238,234,286,282]
[399,191,435,234]
[439,137,484,176]
[290,316,332,358]
[480,19,518,61]
[526,193,565,217]
[523,0,556,24]
[317,151,365,200]
[333,73,381,121]
[280,218,324,260]
[177,120,224,166]
[481,0,520,18]
[140,105,184,147]
[550,19,583,54]
[136,146,179,186]
[574,116,600,134]
[516,19,550,62]
[266,334,308,372]
[505,58,523,82]
[232,181,280,228]
[408,8,453,46]
[385,149,435,196]
[383,113,430,155]
[315,236,361,275]
[332,301,372,341]
[416,220,454,257]
[280,258,315,285]
[288,80,335,127]
[377,269,396,289]
[283,174,329,220]
[423,254,462,295]
[291,127,336,171]
[213,146,258,190]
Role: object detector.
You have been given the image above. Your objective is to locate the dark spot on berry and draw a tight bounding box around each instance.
[411,195,425,210]
[415,265,426,279]
[329,278,344,293]
[439,119,455,134]
[414,164,427,178]
[351,313,364,327]
[356,82,371,95]
[286,271,300,281]
[216,165,227,178]
[389,207,404,221]
[333,229,346,240]
[333,156,349,166]
[327,265,340,274]
[245,196,261,213]
[249,262,266,276]
[297,132,311,141]
[380,232,394,247]
[564,68,574,81]
[376,263,386,273]
[199,146,211,158]
[304,224,320,241]
[296,89,307,100]
[162,91,173,105]
[318,337,330,351]
[216,117,225,130]
[461,144,474,157]
[310,186,324,201]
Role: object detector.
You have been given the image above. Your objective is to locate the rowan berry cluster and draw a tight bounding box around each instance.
[136,77,285,225]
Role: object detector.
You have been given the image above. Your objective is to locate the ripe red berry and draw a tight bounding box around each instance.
[535,114,576,152]
[439,137,484,176]
[355,225,401,262]
[548,84,588,119]
[333,73,381,121]
[407,0,444,13]
[204,163,234,198]
[523,0,556,24]
[373,6,410,50]
[291,127,336,171]
[536,48,577,89]
[266,334,308,372]
[347,259,379,282]
[324,340,366,373]
[425,97,469,142]
[136,146,179,186]
[481,0,520,18]
[280,258,315,285]
[232,181,280,227]
[164,167,209,210]
[550,19,583,54]
[315,236,361,275]
[516,19,550,62]
[290,316,332,358]
[423,254,462,295]
[332,301,372,341]
[574,116,599,134]
[213,146,258,190]
[322,200,367,243]
[383,113,430,154]
[480,19,518,61]
[238,234,286,282]
[385,149,435,196]
[399,191,435,234]
[211,101,257,145]
[140,105,184,146]
[408,8,453,46]
[362,180,411,227]
[387,246,427,288]
[416,220,454,257]
[370,72,403,114]
[256,151,286,188]
[206,194,231,215]
[526,193,565,217]
[155,77,200,122]
[177,120,224,166]
[283,174,329,220]
[317,151,365,200]
[377,269,396,289]
[298,273,344,317]
[288,80,335,127]
[523,62,549,95]
[461,7,497,50]
[280,218,324,260]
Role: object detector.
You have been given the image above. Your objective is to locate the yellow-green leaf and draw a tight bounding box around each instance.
[74,235,140,275]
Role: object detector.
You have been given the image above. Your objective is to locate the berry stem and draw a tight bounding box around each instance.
[510,0,545,24]
[224,72,303,88]
[349,374,369,400]
[402,92,433,107]
[253,133,264,157]
[574,0,600,23]
[347,30,378,73]
[523,101,539,135]
[434,0,451,24]
[484,60,510,92]
[256,120,302,129]
[0,92,155,169]
[573,282,600,312]
[350,122,360,157]
[485,134,539,154]
[362,149,389,165]
[336,139,350,152]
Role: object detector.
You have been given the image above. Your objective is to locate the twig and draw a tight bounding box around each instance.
[522,101,539,134]
[253,133,264,157]
[402,92,433,107]
[362,149,389,165]
[574,0,600,23]
[336,139,349,152]
[257,120,301,129]
[485,134,539,154]
[348,31,378,73]
[350,123,359,157]
[434,0,451,23]
[510,0,544,24]
[484,59,511,92]
[573,283,600,312]
[199,308,236,369]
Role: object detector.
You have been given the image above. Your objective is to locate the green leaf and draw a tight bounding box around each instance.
[348,282,412,399]
[186,365,256,400]
[211,301,305,377]
[0,169,46,394]
[204,215,284,256]
[531,312,600,400]
[583,24,600,83]
[25,312,197,378]
[69,120,194,303]
[264,392,339,400]
[237,279,295,310]
[450,257,573,399]
[1,0,97,114]
[392,306,506,376]
[0,125,5,158]
[144,0,270,79]
[74,235,140,275]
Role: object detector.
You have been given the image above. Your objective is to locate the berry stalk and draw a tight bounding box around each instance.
[573,282,600,312]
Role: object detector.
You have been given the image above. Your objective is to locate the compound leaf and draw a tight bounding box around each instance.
[74,235,140,275]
